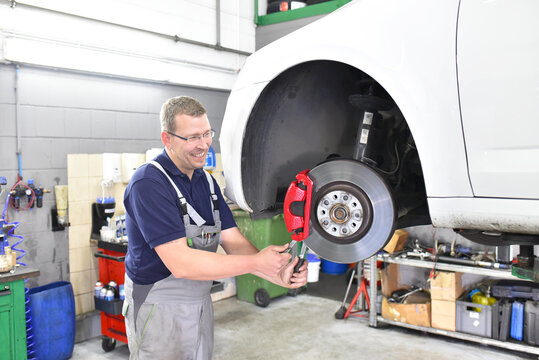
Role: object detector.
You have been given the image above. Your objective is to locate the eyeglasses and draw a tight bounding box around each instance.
[166,129,215,143]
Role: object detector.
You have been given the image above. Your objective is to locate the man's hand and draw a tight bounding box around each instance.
[220,229,308,288]
[277,256,308,289]
[253,246,309,289]
[253,244,291,278]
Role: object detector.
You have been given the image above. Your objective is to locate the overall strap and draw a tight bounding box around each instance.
[202,169,220,214]
[149,161,206,227]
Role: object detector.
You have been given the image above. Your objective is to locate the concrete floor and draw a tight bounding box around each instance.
[72,294,531,360]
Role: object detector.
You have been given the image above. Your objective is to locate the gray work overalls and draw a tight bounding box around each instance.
[123,161,221,360]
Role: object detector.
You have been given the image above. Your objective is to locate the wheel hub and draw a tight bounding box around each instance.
[317,190,364,237]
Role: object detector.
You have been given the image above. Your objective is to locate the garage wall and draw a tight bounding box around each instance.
[0,64,230,289]
[0,0,253,90]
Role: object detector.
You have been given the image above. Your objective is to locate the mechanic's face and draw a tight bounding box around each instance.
[165,113,212,178]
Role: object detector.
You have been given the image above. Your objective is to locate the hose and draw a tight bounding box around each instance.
[25,285,36,359]
[2,192,36,358]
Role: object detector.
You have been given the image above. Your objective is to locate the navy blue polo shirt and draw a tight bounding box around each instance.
[124,149,236,285]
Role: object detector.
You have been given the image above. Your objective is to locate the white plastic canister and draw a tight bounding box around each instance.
[306,253,321,283]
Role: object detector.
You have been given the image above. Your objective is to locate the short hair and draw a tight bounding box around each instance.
[160,96,207,132]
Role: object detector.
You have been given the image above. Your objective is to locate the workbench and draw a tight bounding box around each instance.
[0,266,40,360]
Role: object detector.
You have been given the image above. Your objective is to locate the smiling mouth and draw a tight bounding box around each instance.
[192,151,206,158]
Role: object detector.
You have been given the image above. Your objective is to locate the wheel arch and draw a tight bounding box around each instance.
[241,59,430,225]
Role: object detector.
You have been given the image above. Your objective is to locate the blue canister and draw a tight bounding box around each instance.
[119,284,125,300]
[105,289,115,301]
[321,258,349,275]
[27,281,75,360]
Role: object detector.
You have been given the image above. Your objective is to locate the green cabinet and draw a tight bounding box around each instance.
[0,267,39,360]
[0,279,27,360]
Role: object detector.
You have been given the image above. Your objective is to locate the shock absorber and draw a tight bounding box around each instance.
[349,82,394,164]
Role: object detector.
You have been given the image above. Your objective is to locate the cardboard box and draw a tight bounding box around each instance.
[382,263,404,297]
[431,299,456,331]
[382,297,431,327]
[430,271,463,301]
[383,229,409,254]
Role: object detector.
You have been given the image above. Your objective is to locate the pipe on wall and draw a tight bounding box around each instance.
[216,0,221,48]
[2,29,238,74]
[11,1,251,57]
[14,64,22,178]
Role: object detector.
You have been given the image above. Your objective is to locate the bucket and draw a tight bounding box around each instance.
[307,253,321,283]
[28,281,76,360]
[321,259,348,275]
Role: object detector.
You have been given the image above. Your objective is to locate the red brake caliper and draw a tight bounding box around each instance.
[283,170,313,241]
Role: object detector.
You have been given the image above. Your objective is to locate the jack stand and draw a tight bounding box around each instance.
[343,277,370,319]
[335,262,371,320]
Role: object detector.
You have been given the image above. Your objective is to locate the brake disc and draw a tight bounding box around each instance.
[304,159,396,263]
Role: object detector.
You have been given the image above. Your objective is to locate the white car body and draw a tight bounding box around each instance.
[220,0,539,237]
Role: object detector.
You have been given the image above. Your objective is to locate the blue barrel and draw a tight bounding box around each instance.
[321,259,349,275]
[28,281,76,360]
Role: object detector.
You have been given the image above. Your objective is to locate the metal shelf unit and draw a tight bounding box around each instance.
[367,255,539,356]
[377,253,516,279]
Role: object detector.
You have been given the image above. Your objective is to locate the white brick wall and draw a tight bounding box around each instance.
[0,1,254,89]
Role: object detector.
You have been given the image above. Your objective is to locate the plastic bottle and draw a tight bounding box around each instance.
[469,288,496,312]
[485,287,497,306]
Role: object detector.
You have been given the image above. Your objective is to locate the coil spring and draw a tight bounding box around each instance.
[3,193,36,358]
[9,223,25,267]
[25,284,37,359]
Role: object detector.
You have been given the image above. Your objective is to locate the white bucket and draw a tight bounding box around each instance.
[307,253,321,283]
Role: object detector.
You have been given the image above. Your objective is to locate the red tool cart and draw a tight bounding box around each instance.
[94,240,128,352]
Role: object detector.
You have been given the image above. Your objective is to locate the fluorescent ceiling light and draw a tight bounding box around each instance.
[5,37,169,81]
[3,36,237,89]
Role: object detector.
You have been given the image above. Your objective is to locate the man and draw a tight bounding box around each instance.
[123,96,308,360]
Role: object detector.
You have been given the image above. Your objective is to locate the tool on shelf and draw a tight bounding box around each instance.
[401,239,511,270]
[388,286,424,304]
